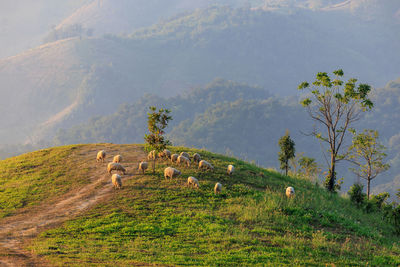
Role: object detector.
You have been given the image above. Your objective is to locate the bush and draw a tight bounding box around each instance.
[348,183,366,207]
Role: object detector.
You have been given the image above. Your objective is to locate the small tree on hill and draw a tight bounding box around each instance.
[298,156,321,181]
[144,106,172,173]
[298,69,373,192]
[278,130,295,176]
[347,129,390,199]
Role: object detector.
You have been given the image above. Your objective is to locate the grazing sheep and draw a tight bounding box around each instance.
[158,149,171,160]
[96,150,106,162]
[177,155,191,167]
[138,161,148,174]
[164,167,181,179]
[147,150,158,160]
[198,160,214,171]
[113,154,123,163]
[171,153,179,163]
[193,153,201,163]
[111,174,122,189]
[286,187,295,198]
[214,183,222,194]
[187,176,200,188]
[107,162,126,175]
[179,152,190,161]
[227,164,235,176]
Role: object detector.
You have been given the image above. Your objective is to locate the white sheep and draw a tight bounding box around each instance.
[107,162,126,175]
[180,152,190,161]
[193,153,201,163]
[227,164,235,176]
[198,160,214,171]
[111,174,122,189]
[286,186,295,198]
[138,161,148,174]
[113,154,123,163]
[96,150,106,162]
[171,154,179,163]
[177,155,191,167]
[214,183,222,194]
[187,176,200,188]
[158,149,171,160]
[164,167,181,179]
[147,150,157,160]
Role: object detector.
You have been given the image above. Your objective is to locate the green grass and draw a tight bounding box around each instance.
[27,146,400,266]
[0,145,93,218]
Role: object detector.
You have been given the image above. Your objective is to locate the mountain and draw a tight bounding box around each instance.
[1,6,399,145]
[0,144,398,265]
[0,0,90,59]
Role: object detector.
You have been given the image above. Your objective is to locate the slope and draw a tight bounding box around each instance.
[0,143,146,266]
[0,145,398,265]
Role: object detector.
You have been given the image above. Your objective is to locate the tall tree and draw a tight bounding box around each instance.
[298,69,373,192]
[347,129,390,199]
[144,106,172,173]
[278,130,295,176]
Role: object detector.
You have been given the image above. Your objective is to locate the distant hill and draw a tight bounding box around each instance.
[0,5,399,145]
[0,144,398,265]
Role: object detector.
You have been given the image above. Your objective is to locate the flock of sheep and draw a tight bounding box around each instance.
[96,149,296,198]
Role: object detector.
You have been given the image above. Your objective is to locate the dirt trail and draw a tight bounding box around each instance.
[0,144,146,266]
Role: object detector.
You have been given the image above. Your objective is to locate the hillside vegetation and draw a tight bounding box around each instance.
[0,144,397,265]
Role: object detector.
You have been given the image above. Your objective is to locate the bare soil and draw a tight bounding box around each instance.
[0,144,146,266]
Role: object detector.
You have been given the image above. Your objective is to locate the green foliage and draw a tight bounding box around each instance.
[347,129,390,199]
[298,70,373,192]
[144,106,172,153]
[278,131,295,176]
[298,156,320,180]
[348,183,366,207]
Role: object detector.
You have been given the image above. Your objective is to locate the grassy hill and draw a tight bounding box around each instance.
[0,144,398,265]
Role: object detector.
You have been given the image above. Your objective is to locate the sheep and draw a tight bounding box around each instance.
[214,182,222,194]
[158,149,171,160]
[138,161,148,174]
[164,167,181,179]
[198,160,214,171]
[179,152,190,161]
[171,153,179,163]
[107,162,126,175]
[96,150,106,162]
[113,154,123,163]
[147,150,158,160]
[177,155,191,167]
[187,176,200,188]
[111,174,122,189]
[227,164,235,176]
[286,186,295,198]
[193,153,201,163]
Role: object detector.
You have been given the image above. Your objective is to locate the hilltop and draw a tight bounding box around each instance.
[0,144,398,265]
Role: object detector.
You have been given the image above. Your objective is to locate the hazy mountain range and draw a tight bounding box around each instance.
[0,0,399,197]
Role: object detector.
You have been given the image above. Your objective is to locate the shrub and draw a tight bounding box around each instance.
[348,183,366,207]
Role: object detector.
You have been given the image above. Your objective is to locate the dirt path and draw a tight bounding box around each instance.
[0,144,146,266]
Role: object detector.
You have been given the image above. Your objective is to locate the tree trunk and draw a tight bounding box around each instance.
[285,160,288,176]
[367,178,371,200]
[152,158,156,174]
[327,154,336,192]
